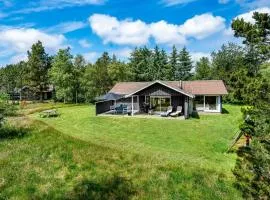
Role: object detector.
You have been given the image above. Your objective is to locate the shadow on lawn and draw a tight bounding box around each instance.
[67,175,137,200]
[222,108,230,114]
[0,126,29,140]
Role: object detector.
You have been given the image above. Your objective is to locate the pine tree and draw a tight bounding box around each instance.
[195,57,211,80]
[129,47,153,81]
[160,49,169,80]
[73,54,86,103]
[49,48,74,103]
[168,45,177,80]
[27,41,51,101]
[152,46,162,80]
[176,47,192,80]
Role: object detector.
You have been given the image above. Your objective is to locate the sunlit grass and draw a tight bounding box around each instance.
[0,104,243,199]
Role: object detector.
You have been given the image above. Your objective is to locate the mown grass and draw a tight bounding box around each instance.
[0,104,243,199]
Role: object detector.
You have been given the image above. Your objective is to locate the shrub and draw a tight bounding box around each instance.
[0,125,28,139]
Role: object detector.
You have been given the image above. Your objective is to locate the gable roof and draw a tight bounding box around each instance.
[109,80,228,97]
[125,80,194,98]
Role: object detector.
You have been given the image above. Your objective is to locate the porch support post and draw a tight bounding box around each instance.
[131,95,134,116]
[184,96,189,119]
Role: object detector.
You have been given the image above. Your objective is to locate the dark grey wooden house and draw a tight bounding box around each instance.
[96,80,228,118]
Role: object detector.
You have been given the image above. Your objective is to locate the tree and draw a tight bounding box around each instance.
[50,48,74,103]
[82,52,112,102]
[168,45,178,80]
[231,11,270,199]
[108,57,130,85]
[233,93,270,199]
[176,47,192,80]
[129,47,153,81]
[27,41,51,101]
[73,54,86,103]
[194,57,211,80]
[232,12,270,75]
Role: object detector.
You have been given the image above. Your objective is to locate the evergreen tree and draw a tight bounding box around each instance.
[232,12,270,75]
[73,54,86,103]
[82,52,112,102]
[129,47,153,81]
[176,47,192,80]
[168,45,178,80]
[160,49,169,80]
[152,46,162,80]
[108,57,130,85]
[49,48,74,103]
[194,57,211,80]
[27,41,51,101]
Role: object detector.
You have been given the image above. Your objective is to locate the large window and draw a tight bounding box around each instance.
[194,96,204,111]
[194,95,218,111]
[205,96,217,110]
[150,97,171,112]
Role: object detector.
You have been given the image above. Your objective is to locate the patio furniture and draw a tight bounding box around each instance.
[122,105,128,114]
[39,109,59,118]
[170,106,182,117]
[160,106,173,117]
[115,105,123,114]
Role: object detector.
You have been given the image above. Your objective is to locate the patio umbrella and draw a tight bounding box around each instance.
[96,92,124,101]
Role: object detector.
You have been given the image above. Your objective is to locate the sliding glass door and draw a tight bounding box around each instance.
[150,96,171,112]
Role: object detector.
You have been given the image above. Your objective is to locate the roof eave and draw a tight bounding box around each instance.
[125,80,194,98]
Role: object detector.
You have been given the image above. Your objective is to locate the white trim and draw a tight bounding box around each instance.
[131,95,134,116]
[125,80,194,98]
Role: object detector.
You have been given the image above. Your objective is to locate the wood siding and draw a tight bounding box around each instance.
[96,100,114,115]
[135,83,181,96]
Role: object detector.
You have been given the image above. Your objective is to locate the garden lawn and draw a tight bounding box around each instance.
[0,104,243,199]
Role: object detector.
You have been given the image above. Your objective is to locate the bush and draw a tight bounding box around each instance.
[0,125,28,139]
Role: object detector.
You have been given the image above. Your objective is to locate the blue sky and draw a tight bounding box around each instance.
[0,0,269,66]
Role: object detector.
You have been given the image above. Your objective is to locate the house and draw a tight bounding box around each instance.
[9,85,54,101]
[96,80,228,118]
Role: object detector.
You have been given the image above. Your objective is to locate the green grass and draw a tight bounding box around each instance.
[0,104,243,199]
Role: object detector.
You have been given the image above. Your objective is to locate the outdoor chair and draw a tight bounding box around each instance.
[160,106,173,117]
[170,106,182,117]
[115,105,123,114]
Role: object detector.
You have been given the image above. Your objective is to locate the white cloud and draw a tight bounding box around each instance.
[12,0,106,14]
[150,20,187,45]
[178,13,226,39]
[89,13,226,46]
[160,0,198,7]
[45,21,87,34]
[235,7,270,23]
[112,47,132,58]
[10,54,28,64]
[79,39,91,48]
[223,27,234,36]
[89,14,150,46]
[0,28,67,64]
[0,28,66,53]
[191,52,211,63]
[83,52,99,63]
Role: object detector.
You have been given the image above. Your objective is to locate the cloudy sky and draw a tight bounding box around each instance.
[0,0,269,66]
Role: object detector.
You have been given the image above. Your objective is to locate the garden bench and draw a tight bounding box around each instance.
[39,109,59,118]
